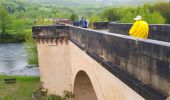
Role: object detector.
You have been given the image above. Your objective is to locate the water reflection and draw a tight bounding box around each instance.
[0,43,27,73]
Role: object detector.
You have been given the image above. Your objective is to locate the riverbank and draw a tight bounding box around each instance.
[0,33,25,43]
[0,67,40,76]
[0,75,40,100]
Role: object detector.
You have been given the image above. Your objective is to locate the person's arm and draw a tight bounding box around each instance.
[129,26,134,36]
[78,22,79,26]
[143,24,149,39]
[129,22,137,36]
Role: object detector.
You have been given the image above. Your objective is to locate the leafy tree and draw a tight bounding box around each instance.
[0,6,12,34]
[133,7,165,24]
[147,11,165,24]
[12,19,25,34]
[89,16,103,23]
[153,2,170,23]
[24,29,38,65]
[98,4,165,24]
[120,11,133,23]
[101,8,112,21]
[70,13,78,21]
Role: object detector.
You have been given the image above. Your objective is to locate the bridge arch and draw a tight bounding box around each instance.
[73,70,98,100]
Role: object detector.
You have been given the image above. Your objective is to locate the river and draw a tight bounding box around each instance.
[0,43,28,74]
[0,43,39,76]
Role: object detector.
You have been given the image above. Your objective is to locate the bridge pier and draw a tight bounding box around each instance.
[37,42,72,96]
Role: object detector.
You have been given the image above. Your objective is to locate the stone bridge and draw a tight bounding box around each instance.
[32,23,170,100]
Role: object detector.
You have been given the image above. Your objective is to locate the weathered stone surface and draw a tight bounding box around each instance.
[32,25,69,44]
[93,22,109,30]
[69,26,170,97]
[109,23,170,42]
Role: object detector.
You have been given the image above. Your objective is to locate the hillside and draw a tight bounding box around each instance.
[0,0,170,19]
[1,0,170,9]
[29,0,170,6]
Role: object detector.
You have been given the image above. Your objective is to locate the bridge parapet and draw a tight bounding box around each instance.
[32,25,69,44]
[92,22,109,30]
[69,26,170,99]
[109,23,170,42]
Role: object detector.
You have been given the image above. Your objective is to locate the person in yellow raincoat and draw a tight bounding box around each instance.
[129,15,149,39]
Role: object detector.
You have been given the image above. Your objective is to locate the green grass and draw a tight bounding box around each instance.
[0,75,40,100]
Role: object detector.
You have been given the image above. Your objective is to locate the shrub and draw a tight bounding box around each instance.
[98,4,166,24]
[24,29,38,65]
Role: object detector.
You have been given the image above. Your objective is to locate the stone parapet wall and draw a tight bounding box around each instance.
[92,22,109,30]
[109,23,170,42]
[69,26,170,97]
[32,25,69,44]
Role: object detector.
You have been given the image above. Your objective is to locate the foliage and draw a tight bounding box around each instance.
[12,19,26,34]
[41,90,74,100]
[95,2,167,24]
[0,5,12,34]
[146,11,165,24]
[118,7,165,24]
[152,2,170,23]
[0,32,25,43]
[89,16,104,23]
[47,95,62,100]
[119,8,134,23]
[63,90,74,100]
[34,18,53,26]
[101,8,121,21]
[70,13,78,21]
[24,29,38,65]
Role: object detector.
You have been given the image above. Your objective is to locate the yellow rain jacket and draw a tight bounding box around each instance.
[129,20,149,39]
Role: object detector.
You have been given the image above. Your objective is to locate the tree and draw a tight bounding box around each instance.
[100,8,121,22]
[120,11,133,23]
[89,16,103,23]
[12,19,25,34]
[0,6,11,34]
[118,6,165,24]
[70,13,78,21]
[153,2,170,23]
[101,8,113,21]
[147,11,165,24]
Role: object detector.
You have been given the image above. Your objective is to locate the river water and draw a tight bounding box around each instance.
[0,43,28,74]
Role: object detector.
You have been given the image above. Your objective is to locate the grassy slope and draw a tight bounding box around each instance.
[0,75,40,100]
